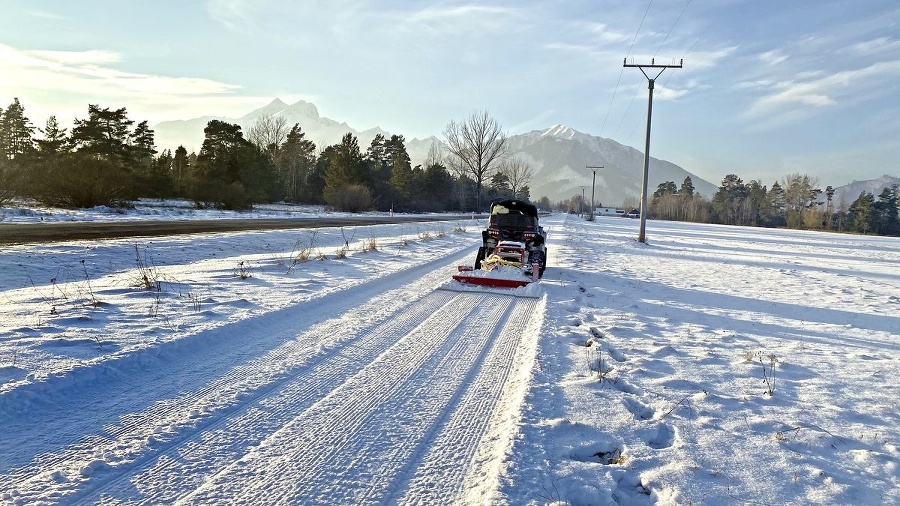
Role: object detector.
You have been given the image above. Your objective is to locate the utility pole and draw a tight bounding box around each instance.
[624,57,682,243]
[586,165,603,221]
[578,186,587,217]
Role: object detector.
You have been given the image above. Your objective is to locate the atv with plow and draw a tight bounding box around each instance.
[451,199,547,292]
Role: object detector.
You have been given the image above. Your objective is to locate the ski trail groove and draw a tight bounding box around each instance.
[177,292,507,504]
[394,296,543,504]
[0,249,472,504]
[2,245,546,505]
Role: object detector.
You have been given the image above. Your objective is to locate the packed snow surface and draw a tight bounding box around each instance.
[0,208,898,505]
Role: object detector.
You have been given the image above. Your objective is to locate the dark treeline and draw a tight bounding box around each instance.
[646,174,900,236]
[0,99,530,213]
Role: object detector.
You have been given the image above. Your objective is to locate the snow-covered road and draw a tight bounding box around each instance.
[1,244,544,504]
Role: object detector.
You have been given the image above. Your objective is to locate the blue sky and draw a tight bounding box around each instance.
[2,0,898,188]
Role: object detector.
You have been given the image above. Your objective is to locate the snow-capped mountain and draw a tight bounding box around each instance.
[824,175,900,207]
[153,99,716,204]
[153,98,393,155]
[503,125,717,204]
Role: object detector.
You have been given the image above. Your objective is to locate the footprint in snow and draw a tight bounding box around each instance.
[621,396,655,420]
[605,344,627,362]
[649,345,680,357]
[647,423,676,449]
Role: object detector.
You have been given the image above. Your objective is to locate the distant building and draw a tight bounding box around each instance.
[593,207,639,218]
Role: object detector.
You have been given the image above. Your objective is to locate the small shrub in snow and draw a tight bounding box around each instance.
[361,237,378,252]
[757,351,778,396]
[184,292,202,312]
[234,260,252,280]
[133,245,161,292]
[79,259,101,307]
[289,232,318,269]
[585,340,611,381]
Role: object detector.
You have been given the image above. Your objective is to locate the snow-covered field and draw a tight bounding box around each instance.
[0,199,353,223]
[0,207,897,505]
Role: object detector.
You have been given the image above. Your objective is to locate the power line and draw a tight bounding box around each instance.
[612,0,693,139]
[626,0,654,58]
[600,0,654,137]
[654,0,692,58]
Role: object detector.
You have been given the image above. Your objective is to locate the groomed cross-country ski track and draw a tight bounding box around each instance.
[0,245,546,505]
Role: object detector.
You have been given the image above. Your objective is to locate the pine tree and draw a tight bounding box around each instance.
[36,116,69,156]
[323,133,366,196]
[421,163,454,211]
[71,105,135,166]
[277,124,316,203]
[712,174,747,225]
[680,176,695,198]
[873,186,899,235]
[131,120,157,169]
[172,145,190,195]
[849,192,875,234]
[766,181,787,227]
[192,120,250,209]
[0,98,35,161]
[388,137,415,210]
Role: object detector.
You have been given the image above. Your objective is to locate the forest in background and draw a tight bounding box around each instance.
[1,98,897,236]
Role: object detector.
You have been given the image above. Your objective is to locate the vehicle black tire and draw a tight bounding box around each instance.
[474,247,486,270]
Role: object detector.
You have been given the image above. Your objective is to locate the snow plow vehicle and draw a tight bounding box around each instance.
[451,199,547,291]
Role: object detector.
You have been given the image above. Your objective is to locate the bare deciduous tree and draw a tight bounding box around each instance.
[499,157,533,198]
[249,114,289,160]
[443,110,508,210]
[424,141,444,168]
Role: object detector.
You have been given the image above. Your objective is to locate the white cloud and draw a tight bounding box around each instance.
[205,0,267,33]
[743,59,900,122]
[0,43,267,125]
[28,49,121,66]
[25,9,64,20]
[583,22,630,44]
[850,37,900,56]
[758,50,788,65]
[406,4,521,35]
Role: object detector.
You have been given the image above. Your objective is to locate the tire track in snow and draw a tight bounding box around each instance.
[177,292,511,504]
[0,247,474,505]
[394,296,544,504]
[88,290,462,505]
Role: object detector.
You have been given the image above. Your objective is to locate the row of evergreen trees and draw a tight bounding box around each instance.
[0,99,530,212]
[3,97,896,235]
[648,174,900,236]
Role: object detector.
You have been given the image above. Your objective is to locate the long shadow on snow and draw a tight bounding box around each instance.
[619,239,900,285]
[548,266,899,354]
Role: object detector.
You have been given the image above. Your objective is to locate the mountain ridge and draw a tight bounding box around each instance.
[149,99,717,204]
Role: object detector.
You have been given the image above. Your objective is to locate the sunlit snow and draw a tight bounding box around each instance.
[0,205,897,505]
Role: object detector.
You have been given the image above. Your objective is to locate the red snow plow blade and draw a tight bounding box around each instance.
[451,272,532,289]
[442,266,541,298]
